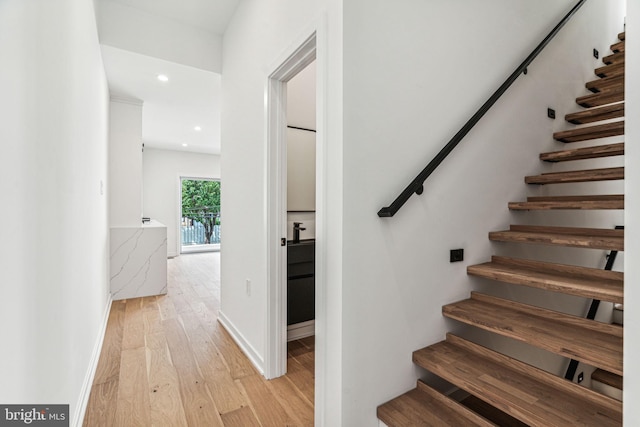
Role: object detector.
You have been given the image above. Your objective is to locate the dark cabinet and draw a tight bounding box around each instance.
[287,241,315,325]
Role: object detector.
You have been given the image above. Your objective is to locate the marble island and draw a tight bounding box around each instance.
[110,220,167,300]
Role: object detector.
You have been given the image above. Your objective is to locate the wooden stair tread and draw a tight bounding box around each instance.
[565,103,624,124]
[578,88,624,107]
[467,256,623,303]
[610,40,625,53]
[508,194,624,210]
[595,61,625,78]
[413,334,622,426]
[619,31,625,41]
[592,369,623,390]
[489,224,624,251]
[553,121,624,143]
[525,167,624,185]
[586,75,624,93]
[442,292,623,375]
[377,380,496,427]
[603,51,625,65]
[540,142,624,162]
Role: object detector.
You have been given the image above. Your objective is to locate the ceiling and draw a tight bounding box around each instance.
[99,0,240,155]
[104,0,240,34]
[102,45,222,154]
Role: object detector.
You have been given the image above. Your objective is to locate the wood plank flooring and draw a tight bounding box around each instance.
[84,252,314,426]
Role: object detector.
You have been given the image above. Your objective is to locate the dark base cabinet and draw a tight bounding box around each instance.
[288,276,315,325]
[287,241,315,326]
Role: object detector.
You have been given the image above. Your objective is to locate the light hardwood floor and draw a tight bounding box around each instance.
[84,252,315,426]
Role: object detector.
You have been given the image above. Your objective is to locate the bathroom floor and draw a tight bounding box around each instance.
[287,335,315,403]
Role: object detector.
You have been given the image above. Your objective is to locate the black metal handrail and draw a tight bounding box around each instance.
[378,0,588,218]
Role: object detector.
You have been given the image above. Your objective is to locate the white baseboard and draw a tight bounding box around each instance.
[73,294,113,427]
[218,310,265,375]
[287,320,315,341]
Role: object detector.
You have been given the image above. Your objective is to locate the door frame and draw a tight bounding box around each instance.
[265,32,317,379]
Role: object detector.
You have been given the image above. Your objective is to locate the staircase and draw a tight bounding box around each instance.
[378,31,625,426]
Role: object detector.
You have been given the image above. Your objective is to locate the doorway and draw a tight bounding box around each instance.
[285,60,317,343]
[265,33,318,380]
[180,177,221,254]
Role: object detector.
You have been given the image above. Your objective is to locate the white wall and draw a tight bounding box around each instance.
[221,0,344,424]
[0,0,110,425]
[109,97,143,227]
[96,0,223,72]
[287,61,317,234]
[142,148,221,257]
[287,129,316,212]
[222,0,627,425]
[341,1,625,425]
[221,0,325,363]
[288,60,317,130]
[625,0,639,423]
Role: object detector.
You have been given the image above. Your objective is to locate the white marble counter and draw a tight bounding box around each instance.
[110,220,167,300]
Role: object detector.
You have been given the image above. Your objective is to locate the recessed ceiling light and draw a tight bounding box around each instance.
[194,126,202,131]
[157,74,169,82]
[181,143,188,147]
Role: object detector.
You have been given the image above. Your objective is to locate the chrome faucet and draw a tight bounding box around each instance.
[293,222,306,243]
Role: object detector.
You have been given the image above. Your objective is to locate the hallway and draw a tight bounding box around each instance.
[84,253,314,426]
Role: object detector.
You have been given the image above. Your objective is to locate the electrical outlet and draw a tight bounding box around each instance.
[450,249,464,263]
[246,279,251,296]
[577,372,584,383]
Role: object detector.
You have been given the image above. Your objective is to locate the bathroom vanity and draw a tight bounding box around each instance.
[287,239,315,328]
